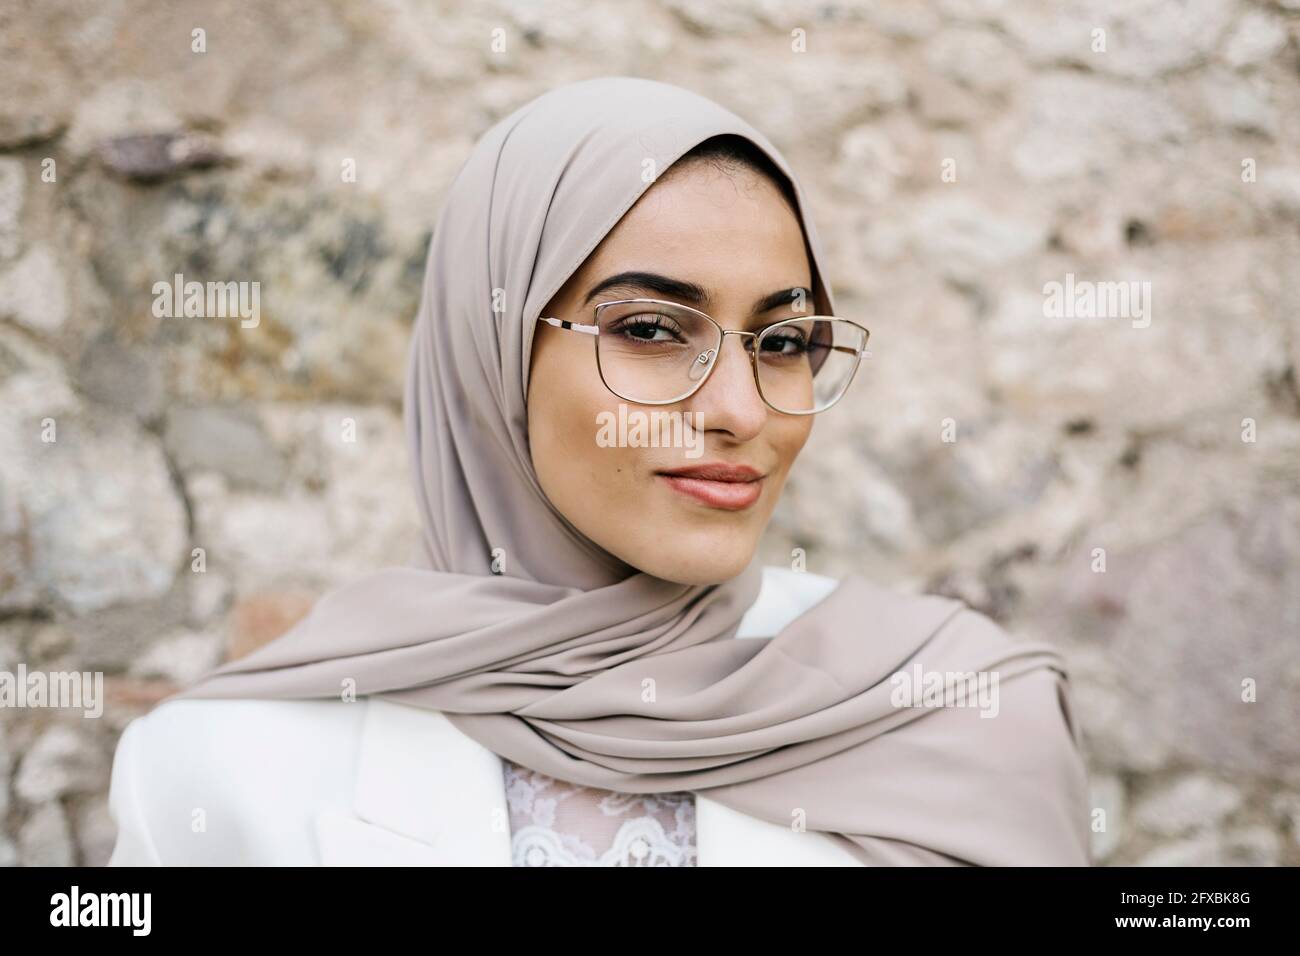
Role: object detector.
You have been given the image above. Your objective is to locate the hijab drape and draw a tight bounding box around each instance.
[170,76,1090,866]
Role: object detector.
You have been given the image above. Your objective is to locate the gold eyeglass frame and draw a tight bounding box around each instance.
[538,297,870,416]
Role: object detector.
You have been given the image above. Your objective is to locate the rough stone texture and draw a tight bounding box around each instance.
[0,244,69,332]
[16,802,74,866]
[1133,774,1245,838]
[14,724,108,805]
[1,0,1298,866]
[0,329,188,615]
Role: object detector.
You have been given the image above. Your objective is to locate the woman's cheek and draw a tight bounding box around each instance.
[778,417,814,465]
[556,380,606,462]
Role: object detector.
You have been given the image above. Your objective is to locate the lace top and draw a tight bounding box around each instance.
[502,759,697,866]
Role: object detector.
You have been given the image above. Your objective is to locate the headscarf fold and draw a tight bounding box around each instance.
[171,76,1090,866]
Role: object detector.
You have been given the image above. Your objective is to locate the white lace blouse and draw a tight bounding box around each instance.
[503,760,697,865]
[500,566,840,867]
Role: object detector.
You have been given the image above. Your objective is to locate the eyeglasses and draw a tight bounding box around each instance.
[538,298,869,415]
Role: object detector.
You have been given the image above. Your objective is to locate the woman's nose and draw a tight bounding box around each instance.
[685,333,767,439]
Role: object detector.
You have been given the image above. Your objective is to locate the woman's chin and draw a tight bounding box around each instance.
[627,536,758,586]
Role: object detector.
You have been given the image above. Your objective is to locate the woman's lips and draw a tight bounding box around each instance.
[659,474,764,509]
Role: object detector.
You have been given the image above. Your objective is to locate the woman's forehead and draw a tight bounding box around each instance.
[569,170,812,293]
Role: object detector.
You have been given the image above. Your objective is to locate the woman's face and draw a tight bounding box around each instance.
[527,159,817,585]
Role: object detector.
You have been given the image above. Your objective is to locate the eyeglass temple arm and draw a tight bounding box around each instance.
[539,316,599,335]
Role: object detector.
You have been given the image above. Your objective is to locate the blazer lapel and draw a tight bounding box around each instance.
[315,698,513,866]
[315,698,863,866]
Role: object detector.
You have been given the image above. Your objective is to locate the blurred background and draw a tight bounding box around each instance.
[1,0,1298,866]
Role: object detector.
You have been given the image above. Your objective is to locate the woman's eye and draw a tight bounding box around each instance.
[614,316,685,343]
[761,332,807,355]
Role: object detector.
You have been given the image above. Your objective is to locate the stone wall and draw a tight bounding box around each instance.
[1,0,1298,866]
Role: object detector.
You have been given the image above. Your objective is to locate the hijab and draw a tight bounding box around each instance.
[170,76,1091,866]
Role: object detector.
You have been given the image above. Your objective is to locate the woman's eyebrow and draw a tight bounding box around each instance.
[583,270,809,314]
[583,271,710,307]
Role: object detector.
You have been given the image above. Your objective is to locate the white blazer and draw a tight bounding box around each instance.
[107,566,869,866]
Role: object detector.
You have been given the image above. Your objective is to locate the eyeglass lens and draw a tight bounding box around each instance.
[593,301,864,413]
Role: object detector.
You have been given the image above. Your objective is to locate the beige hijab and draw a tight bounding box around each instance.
[171,76,1090,866]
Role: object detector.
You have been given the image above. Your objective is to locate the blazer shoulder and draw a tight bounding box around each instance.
[107,697,368,865]
[131,695,365,740]
[119,696,367,776]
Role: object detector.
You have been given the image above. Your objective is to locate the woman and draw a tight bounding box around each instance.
[107,76,1090,867]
